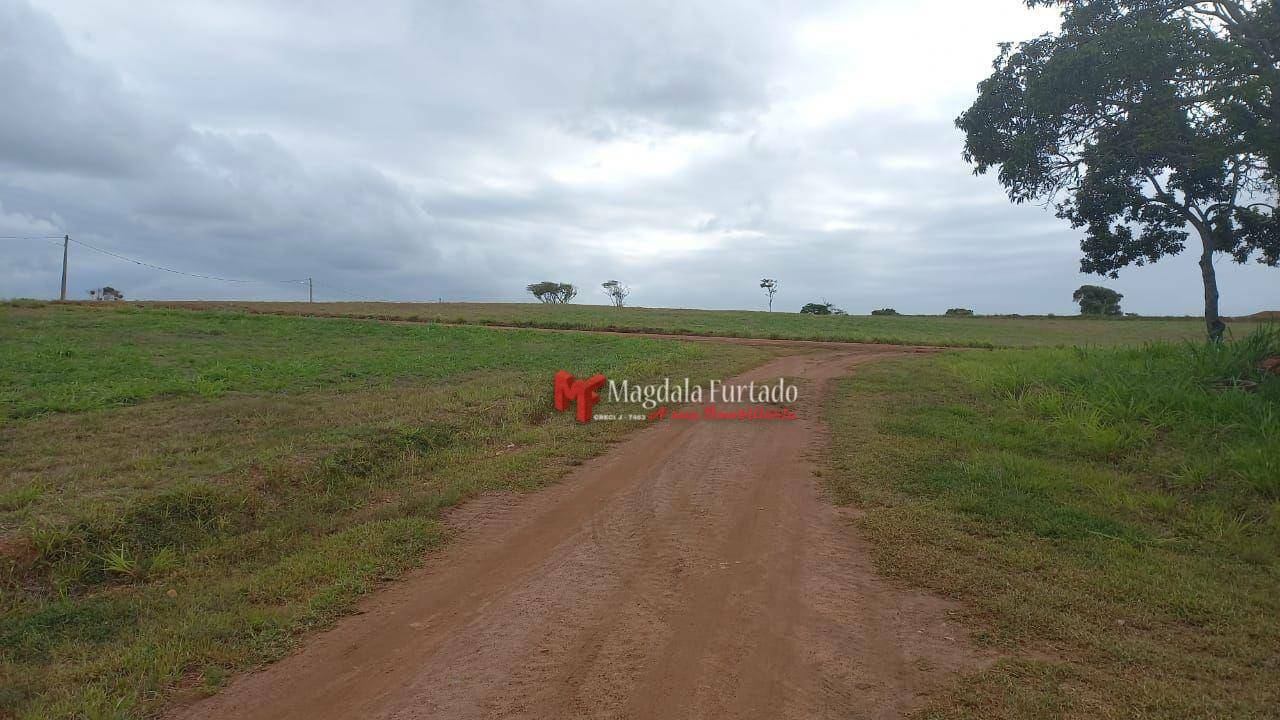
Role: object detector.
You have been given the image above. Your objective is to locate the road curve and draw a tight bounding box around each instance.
[171,347,984,720]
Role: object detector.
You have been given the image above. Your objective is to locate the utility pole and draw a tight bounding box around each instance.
[60,235,69,301]
[308,277,313,303]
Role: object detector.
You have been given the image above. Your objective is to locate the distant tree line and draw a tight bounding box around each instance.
[526,278,1135,317]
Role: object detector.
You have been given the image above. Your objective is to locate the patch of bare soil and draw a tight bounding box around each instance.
[170,348,988,720]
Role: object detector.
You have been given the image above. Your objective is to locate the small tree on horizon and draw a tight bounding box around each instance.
[759,278,779,311]
[526,281,577,304]
[1073,285,1124,316]
[88,286,124,301]
[601,280,630,308]
[801,300,845,315]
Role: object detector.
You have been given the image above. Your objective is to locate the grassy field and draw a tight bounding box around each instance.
[824,329,1280,717]
[138,301,1269,349]
[0,302,775,719]
[5,299,1277,718]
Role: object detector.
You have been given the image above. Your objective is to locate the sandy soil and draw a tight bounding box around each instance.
[170,347,987,720]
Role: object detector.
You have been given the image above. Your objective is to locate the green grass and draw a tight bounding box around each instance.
[1,303,745,421]
[824,327,1280,718]
[8,301,1276,717]
[138,300,1266,349]
[0,303,775,719]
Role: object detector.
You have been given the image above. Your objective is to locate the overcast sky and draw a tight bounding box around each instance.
[1,0,1276,314]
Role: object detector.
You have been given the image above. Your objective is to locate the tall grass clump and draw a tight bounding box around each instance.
[956,325,1279,556]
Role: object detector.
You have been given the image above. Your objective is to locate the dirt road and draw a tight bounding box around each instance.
[173,347,984,720]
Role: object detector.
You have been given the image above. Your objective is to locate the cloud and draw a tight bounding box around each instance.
[0,1,182,176]
[1,0,1277,314]
[0,0,443,301]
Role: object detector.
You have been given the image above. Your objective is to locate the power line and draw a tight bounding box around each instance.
[66,236,309,285]
[13,231,373,302]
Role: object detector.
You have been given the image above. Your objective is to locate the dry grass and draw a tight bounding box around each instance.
[0,304,777,718]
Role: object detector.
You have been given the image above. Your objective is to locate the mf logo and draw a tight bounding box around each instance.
[554,370,607,423]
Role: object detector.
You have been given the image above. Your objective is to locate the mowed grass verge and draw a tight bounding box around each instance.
[0,303,776,719]
[139,300,1265,349]
[825,328,1280,718]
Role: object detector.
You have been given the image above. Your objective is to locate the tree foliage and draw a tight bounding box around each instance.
[957,0,1279,339]
[800,301,845,315]
[760,278,779,311]
[601,280,630,307]
[1073,284,1125,314]
[526,281,577,304]
[945,308,976,316]
[88,286,124,301]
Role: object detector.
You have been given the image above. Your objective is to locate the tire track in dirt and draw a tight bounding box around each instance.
[170,346,989,720]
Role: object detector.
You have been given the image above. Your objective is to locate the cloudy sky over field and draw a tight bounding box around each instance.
[1,0,1276,314]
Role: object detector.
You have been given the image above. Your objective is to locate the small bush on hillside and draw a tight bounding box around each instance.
[800,301,845,315]
[871,308,898,316]
[945,308,974,317]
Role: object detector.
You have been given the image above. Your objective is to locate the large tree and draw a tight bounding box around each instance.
[957,0,1279,339]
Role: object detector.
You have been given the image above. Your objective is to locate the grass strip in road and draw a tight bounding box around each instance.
[824,328,1280,718]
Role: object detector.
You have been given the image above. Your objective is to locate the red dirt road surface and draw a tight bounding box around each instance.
[171,347,986,720]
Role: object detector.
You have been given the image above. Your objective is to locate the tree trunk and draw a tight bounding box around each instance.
[1194,223,1226,341]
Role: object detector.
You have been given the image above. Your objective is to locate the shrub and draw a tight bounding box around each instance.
[870,308,898,316]
[800,301,845,315]
[945,308,975,317]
